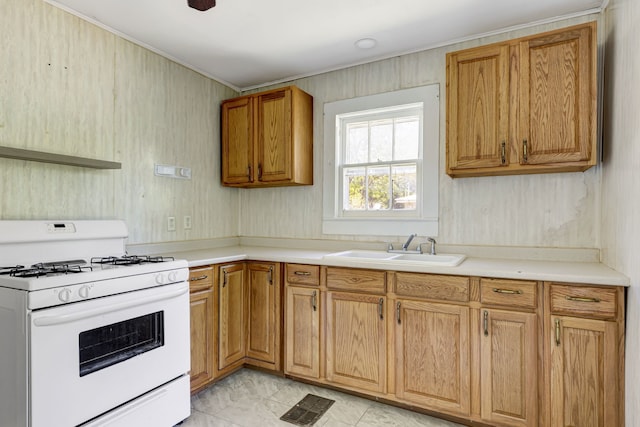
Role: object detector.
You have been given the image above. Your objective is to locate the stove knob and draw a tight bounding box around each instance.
[168,271,178,282]
[58,288,72,303]
[155,273,165,285]
[78,285,90,299]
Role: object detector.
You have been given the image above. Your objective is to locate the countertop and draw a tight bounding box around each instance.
[152,245,629,287]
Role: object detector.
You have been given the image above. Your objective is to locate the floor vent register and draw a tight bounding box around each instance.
[280,394,335,426]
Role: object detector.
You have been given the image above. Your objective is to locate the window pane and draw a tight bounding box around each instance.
[367,166,390,210]
[392,164,417,211]
[343,167,366,210]
[369,120,392,162]
[394,117,419,160]
[345,123,368,164]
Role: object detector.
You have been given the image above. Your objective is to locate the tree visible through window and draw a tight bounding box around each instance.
[339,105,421,215]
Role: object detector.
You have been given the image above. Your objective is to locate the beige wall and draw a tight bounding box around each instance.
[0,0,239,243]
[602,0,640,423]
[240,14,602,248]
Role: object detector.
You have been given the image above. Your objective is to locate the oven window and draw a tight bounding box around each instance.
[79,311,164,377]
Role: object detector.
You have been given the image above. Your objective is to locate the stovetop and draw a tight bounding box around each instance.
[0,255,176,279]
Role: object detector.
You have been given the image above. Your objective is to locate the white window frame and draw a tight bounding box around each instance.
[323,84,439,236]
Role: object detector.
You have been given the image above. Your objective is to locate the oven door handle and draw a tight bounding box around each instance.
[32,283,189,327]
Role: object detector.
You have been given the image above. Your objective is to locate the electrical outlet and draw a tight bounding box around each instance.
[183,215,192,230]
[167,216,176,232]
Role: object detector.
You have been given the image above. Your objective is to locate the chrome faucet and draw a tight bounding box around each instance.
[401,233,417,251]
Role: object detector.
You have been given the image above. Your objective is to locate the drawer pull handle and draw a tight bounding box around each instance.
[483,311,489,336]
[189,275,208,282]
[492,288,522,295]
[566,296,600,303]
[311,291,317,312]
[378,298,384,320]
[555,319,561,346]
[294,271,311,276]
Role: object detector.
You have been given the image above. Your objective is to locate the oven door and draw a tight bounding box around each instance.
[29,282,190,427]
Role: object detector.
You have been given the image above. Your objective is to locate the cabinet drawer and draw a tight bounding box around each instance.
[286,264,320,286]
[549,284,618,320]
[481,278,537,309]
[395,273,469,302]
[189,266,213,292]
[326,267,386,294]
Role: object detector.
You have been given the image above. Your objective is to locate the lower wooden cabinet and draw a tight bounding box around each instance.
[325,291,387,393]
[546,283,624,427]
[284,285,320,378]
[188,267,215,394]
[395,299,470,416]
[246,262,281,369]
[480,308,538,427]
[218,263,246,370]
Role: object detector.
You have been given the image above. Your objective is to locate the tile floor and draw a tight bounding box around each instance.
[182,369,464,427]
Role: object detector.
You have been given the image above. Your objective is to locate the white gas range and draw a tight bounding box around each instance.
[0,220,191,427]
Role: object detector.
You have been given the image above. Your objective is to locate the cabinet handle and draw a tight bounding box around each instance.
[483,311,489,336]
[189,275,208,282]
[522,139,528,162]
[555,319,561,346]
[247,165,252,180]
[222,269,227,287]
[258,164,262,180]
[500,141,506,165]
[378,298,384,320]
[268,266,274,285]
[565,296,600,303]
[396,301,401,325]
[492,288,522,295]
[294,271,311,276]
[311,291,317,312]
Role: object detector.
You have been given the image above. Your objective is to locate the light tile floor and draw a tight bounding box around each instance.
[182,369,464,427]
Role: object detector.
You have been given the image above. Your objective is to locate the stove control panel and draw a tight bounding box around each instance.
[27,266,189,310]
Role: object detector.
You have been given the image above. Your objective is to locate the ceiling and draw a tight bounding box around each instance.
[45,0,604,91]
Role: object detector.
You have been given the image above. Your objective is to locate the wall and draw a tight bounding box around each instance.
[601,0,640,423]
[0,0,239,244]
[240,15,602,249]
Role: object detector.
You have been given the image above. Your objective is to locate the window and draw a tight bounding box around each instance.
[323,85,439,236]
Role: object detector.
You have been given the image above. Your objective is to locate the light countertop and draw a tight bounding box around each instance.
[150,245,629,287]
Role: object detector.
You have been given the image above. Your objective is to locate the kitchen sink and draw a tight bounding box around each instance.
[323,250,466,267]
[391,253,466,266]
[323,250,401,260]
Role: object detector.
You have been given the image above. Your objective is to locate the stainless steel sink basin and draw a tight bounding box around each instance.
[323,250,466,267]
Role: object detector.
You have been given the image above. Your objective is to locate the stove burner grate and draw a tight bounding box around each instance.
[1,263,93,278]
[91,255,175,266]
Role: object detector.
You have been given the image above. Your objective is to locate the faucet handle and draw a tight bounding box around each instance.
[386,242,394,252]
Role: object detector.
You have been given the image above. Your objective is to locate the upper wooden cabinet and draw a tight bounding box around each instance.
[446,22,597,177]
[221,86,313,188]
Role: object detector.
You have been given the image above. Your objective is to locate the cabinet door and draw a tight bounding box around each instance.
[326,292,386,393]
[218,264,246,370]
[246,262,280,365]
[255,89,292,183]
[284,286,320,378]
[480,309,537,427]
[222,97,253,185]
[189,287,215,393]
[549,316,618,427]
[395,299,470,415]
[519,23,595,166]
[447,43,510,172]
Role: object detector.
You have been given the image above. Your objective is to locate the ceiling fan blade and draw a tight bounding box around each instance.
[188,0,216,11]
